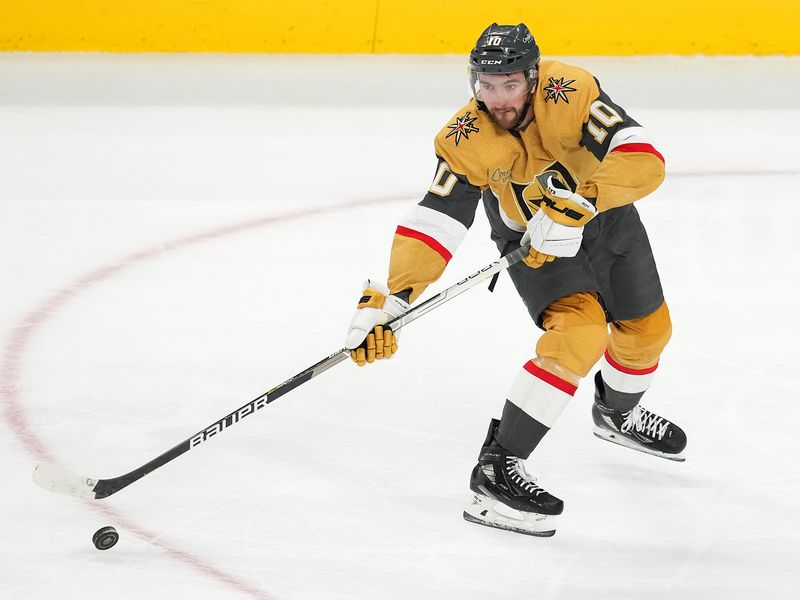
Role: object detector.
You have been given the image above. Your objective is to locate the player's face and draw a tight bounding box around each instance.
[476,72,532,129]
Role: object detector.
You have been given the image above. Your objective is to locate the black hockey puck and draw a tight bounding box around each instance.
[92,526,119,550]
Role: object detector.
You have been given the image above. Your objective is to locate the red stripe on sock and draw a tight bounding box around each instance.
[523,361,577,396]
[610,143,664,163]
[604,350,659,375]
[395,226,452,263]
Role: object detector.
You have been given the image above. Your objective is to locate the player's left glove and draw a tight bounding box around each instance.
[521,174,597,268]
[345,280,409,367]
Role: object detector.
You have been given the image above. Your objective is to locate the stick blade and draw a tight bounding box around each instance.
[33,462,98,499]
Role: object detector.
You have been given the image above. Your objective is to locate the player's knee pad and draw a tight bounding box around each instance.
[608,301,672,369]
[536,292,609,377]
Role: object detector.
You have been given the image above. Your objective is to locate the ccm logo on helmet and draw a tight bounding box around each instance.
[481,60,503,65]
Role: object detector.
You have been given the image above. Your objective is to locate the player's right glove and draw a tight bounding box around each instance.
[345,280,410,367]
[521,174,597,268]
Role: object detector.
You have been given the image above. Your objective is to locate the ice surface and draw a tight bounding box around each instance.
[1,53,799,599]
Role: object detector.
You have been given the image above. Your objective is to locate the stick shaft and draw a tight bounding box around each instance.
[39,244,528,499]
[93,349,349,497]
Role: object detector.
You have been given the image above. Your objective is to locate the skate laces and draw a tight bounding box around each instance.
[621,405,670,440]
[505,457,545,496]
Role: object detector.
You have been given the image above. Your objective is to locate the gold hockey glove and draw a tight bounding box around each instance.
[536,173,597,227]
[345,280,410,367]
[521,174,597,267]
[523,248,557,269]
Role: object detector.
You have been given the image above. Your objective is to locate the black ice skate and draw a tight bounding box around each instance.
[592,372,687,461]
[463,419,563,537]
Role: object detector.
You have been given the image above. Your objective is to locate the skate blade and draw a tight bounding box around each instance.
[462,494,556,537]
[593,426,686,462]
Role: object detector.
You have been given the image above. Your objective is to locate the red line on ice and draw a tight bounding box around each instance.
[0,195,411,599]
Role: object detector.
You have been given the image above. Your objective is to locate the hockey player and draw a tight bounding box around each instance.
[344,23,686,537]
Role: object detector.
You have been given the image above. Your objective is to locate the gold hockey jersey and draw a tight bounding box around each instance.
[388,60,665,303]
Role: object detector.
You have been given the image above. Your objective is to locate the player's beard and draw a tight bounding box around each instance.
[490,106,522,129]
[488,102,530,130]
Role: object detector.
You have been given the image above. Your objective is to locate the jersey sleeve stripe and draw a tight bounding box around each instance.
[606,126,650,150]
[395,226,453,263]
[397,204,468,259]
[605,126,664,163]
[609,143,664,163]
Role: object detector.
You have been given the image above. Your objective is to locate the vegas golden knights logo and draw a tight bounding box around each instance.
[543,77,577,104]
[445,111,480,145]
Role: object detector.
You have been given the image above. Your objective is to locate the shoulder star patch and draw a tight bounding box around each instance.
[543,77,577,104]
[445,111,479,145]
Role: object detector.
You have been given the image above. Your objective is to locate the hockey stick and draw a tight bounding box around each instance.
[33,244,530,500]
